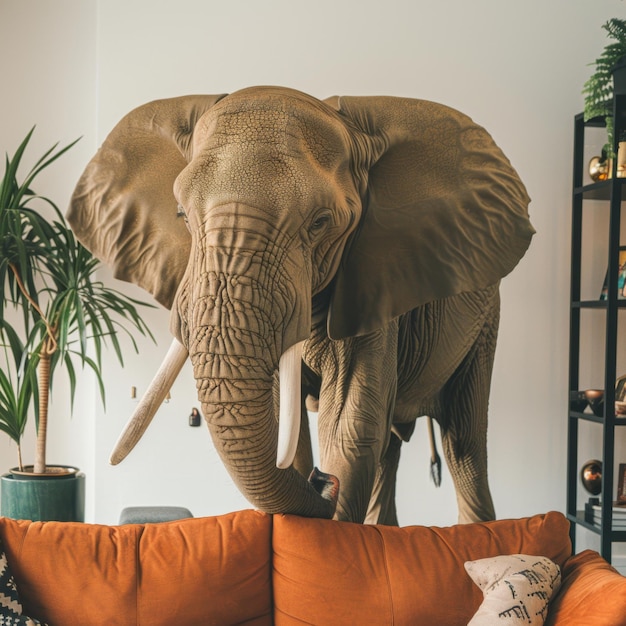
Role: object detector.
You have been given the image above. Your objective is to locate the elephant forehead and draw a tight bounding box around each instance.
[183,114,350,217]
[197,90,349,166]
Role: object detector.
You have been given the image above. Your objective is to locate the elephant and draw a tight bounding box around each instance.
[68,86,533,525]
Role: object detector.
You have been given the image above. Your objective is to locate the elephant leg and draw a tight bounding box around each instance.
[316,323,398,524]
[439,304,499,524]
[364,431,402,526]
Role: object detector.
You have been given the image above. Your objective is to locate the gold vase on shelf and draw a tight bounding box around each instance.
[589,154,611,181]
[588,143,626,181]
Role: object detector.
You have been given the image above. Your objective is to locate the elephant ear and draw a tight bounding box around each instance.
[325,95,534,339]
[67,94,227,308]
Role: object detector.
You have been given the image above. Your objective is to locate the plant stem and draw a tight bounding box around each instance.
[33,350,50,474]
[9,262,58,474]
[8,263,57,351]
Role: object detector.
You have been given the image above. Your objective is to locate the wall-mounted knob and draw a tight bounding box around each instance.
[189,408,201,427]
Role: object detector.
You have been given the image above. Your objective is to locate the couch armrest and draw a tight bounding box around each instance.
[545,550,626,626]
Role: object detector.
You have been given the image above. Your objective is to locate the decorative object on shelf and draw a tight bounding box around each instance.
[590,145,626,180]
[606,375,626,417]
[590,501,626,529]
[584,389,605,416]
[569,390,588,412]
[619,143,626,177]
[580,458,604,528]
[584,496,601,523]
[583,18,626,156]
[0,128,154,522]
[618,463,626,503]
[588,152,612,181]
[570,388,626,417]
[581,459,603,496]
[599,246,626,300]
[615,375,626,401]
[574,378,626,418]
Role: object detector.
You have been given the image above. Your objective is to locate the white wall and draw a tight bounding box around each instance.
[1,0,625,551]
[0,0,98,517]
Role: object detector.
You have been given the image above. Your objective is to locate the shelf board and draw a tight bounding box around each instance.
[569,411,626,425]
[572,300,626,309]
[568,512,626,540]
[574,180,626,201]
[569,411,604,424]
[576,111,607,127]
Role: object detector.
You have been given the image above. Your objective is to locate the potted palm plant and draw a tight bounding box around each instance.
[583,18,626,157]
[0,128,153,521]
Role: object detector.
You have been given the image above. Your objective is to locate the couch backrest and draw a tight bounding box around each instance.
[0,509,273,626]
[0,509,572,626]
[272,511,572,626]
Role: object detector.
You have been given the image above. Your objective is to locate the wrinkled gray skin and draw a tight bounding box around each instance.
[68,86,533,524]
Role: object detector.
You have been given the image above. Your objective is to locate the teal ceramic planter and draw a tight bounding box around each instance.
[0,468,85,522]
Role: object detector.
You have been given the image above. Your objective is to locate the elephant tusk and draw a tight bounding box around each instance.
[276,340,304,469]
[110,338,189,465]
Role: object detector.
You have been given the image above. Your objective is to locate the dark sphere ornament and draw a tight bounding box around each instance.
[580,459,603,496]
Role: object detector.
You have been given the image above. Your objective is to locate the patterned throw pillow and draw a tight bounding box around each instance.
[0,538,48,626]
[465,554,561,626]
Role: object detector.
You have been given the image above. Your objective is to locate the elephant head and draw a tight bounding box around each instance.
[68,86,533,519]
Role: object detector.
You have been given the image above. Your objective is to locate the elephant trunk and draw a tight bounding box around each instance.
[190,332,336,517]
[178,213,337,517]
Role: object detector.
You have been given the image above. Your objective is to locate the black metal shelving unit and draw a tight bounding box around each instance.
[567,94,626,563]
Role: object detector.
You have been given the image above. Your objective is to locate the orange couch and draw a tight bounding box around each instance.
[0,510,624,625]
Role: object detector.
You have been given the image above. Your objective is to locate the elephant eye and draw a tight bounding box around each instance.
[310,211,331,237]
[177,204,191,232]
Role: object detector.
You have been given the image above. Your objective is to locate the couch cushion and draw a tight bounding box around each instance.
[0,536,48,626]
[272,511,571,626]
[545,549,626,626]
[0,509,272,626]
[465,554,561,625]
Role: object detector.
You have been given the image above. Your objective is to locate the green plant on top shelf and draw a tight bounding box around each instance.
[583,18,626,156]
